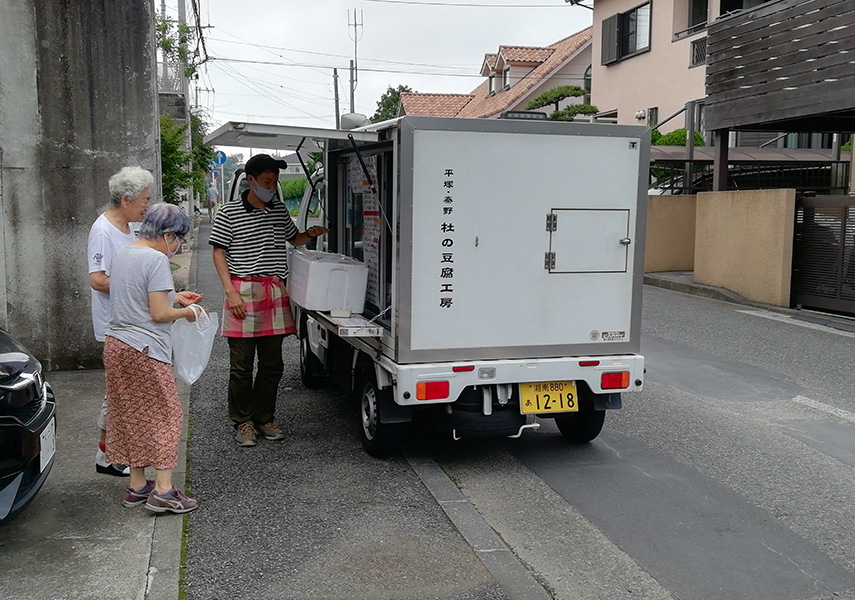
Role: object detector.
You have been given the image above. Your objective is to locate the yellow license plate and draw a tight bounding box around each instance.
[519,381,579,414]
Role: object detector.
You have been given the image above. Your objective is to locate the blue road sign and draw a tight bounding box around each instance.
[213,151,227,165]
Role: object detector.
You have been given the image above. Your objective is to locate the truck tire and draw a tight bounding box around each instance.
[299,324,326,389]
[554,393,607,443]
[358,374,401,458]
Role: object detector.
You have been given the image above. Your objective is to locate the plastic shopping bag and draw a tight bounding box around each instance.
[171,304,218,385]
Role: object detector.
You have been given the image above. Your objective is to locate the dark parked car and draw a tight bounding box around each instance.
[0,330,56,524]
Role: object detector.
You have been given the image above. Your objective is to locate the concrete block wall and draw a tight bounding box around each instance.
[644,195,697,272]
[694,189,796,307]
[0,1,159,369]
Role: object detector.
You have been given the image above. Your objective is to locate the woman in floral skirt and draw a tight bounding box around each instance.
[104,203,203,514]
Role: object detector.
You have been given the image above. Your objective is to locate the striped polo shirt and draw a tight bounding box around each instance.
[209,190,299,280]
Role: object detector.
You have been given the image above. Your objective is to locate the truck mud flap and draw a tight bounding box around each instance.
[592,393,622,411]
[377,393,412,424]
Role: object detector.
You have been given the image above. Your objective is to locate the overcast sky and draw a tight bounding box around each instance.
[169,1,592,154]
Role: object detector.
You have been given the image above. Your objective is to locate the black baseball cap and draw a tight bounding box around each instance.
[244,153,288,178]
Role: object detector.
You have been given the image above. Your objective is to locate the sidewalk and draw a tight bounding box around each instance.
[0,226,199,600]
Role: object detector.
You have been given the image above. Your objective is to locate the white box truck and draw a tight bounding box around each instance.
[206,116,649,456]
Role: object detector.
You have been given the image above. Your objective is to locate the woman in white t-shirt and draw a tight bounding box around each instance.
[104,203,203,514]
[87,166,152,477]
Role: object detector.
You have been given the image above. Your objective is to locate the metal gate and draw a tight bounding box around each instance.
[792,195,855,314]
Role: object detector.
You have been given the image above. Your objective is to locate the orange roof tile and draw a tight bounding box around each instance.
[399,93,475,117]
[498,46,554,65]
[398,27,592,120]
[457,27,592,119]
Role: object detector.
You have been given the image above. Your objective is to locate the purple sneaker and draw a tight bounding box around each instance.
[144,487,198,514]
[122,480,155,508]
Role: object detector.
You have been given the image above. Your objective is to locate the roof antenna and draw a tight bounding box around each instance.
[565,0,594,9]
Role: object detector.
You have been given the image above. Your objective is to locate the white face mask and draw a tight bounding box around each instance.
[250,178,276,204]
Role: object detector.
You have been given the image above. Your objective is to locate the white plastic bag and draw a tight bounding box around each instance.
[171,304,218,385]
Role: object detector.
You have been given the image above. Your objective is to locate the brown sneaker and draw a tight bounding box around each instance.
[235,422,257,447]
[256,422,285,441]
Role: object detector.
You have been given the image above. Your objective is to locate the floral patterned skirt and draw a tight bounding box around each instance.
[103,336,182,470]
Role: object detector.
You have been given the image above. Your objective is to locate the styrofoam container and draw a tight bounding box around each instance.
[287,249,368,313]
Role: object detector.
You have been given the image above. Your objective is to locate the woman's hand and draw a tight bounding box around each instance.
[226,289,246,320]
[175,291,203,306]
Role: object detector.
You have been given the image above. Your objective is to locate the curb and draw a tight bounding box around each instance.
[405,450,552,600]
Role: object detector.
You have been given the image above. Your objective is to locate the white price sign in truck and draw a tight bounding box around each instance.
[206,115,649,456]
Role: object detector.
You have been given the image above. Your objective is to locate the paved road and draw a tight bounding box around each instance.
[182,224,507,600]
[184,221,855,600]
[432,287,855,600]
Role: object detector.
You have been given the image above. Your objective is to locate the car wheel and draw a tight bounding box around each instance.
[358,374,400,458]
[554,393,607,443]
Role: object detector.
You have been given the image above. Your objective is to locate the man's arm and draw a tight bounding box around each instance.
[289,225,330,248]
[89,271,110,293]
[212,246,246,319]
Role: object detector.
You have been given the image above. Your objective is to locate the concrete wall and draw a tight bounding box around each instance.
[694,189,796,307]
[0,1,159,369]
[644,195,696,272]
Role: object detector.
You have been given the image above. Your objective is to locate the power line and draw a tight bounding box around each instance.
[207,36,474,71]
[207,56,588,83]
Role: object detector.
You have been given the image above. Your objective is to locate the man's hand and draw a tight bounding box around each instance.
[226,289,246,320]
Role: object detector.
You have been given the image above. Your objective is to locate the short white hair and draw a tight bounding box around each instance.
[108,167,154,207]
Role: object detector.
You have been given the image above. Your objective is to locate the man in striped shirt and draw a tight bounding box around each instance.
[210,154,328,447]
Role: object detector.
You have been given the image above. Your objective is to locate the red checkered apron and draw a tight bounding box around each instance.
[221,275,296,338]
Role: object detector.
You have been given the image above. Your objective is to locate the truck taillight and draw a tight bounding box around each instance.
[452,365,475,372]
[601,372,630,390]
[416,381,450,400]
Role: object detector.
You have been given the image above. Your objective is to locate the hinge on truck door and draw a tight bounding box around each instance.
[546,213,557,232]
[544,251,556,270]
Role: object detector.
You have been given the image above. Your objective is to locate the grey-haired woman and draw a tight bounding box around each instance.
[104,203,203,514]
[88,166,154,477]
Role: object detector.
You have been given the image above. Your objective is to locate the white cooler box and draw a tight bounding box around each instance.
[288,249,368,313]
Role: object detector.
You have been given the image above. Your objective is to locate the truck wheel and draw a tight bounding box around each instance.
[554,395,606,443]
[299,324,326,388]
[358,375,399,458]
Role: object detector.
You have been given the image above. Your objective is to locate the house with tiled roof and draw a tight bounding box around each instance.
[399,27,592,119]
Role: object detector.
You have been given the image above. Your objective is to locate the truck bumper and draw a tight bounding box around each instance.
[386,354,644,407]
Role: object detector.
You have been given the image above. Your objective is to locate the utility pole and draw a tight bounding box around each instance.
[333,68,341,128]
[177,0,195,215]
[347,9,363,114]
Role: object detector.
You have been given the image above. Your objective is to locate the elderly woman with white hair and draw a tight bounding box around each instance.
[104,202,203,514]
[88,166,154,478]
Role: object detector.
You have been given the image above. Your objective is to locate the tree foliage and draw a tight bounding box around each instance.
[281,178,307,200]
[525,86,586,112]
[372,84,413,123]
[549,104,600,121]
[156,18,202,77]
[651,128,706,147]
[190,114,215,194]
[160,115,192,204]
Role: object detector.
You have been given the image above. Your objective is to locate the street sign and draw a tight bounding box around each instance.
[213,150,227,165]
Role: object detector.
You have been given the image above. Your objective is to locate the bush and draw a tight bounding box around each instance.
[280,178,307,201]
[651,128,705,147]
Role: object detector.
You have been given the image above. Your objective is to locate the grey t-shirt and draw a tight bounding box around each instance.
[107,245,176,364]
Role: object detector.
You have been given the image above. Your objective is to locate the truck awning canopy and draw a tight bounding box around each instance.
[203,121,380,152]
